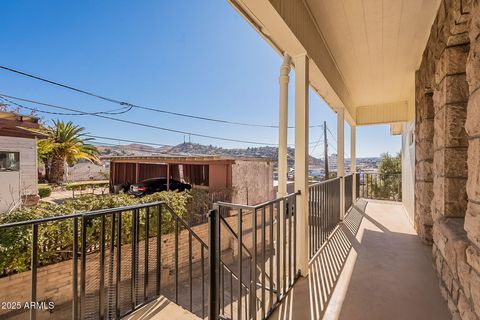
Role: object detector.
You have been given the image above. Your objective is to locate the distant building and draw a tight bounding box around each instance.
[0,112,46,212]
[104,155,274,205]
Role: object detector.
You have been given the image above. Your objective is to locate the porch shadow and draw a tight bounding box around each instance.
[269,199,450,320]
[269,201,365,320]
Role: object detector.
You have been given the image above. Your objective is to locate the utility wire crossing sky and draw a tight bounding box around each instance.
[0,0,400,157]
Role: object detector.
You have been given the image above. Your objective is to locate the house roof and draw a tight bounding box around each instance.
[0,111,46,139]
[0,111,39,123]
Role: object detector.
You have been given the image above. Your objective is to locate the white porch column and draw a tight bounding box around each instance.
[278,54,291,197]
[294,54,309,276]
[351,125,357,200]
[337,109,345,220]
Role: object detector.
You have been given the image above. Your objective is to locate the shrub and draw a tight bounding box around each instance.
[38,185,52,198]
[0,191,190,277]
[185,187,233,226]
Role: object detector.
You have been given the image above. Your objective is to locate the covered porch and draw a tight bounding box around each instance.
[224,0,480,319]
[269,199,450,320]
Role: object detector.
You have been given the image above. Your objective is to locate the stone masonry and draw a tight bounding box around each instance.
[416,0,480,319]
[415,50,435,243]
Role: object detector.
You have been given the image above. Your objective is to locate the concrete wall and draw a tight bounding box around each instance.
[64,161,108,182]
[231,160,274,205]
[415,1,480,318]
[0,136,38,213]
[401,121,415,224]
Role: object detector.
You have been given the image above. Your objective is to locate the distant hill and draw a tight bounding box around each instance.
[98,142,323,166]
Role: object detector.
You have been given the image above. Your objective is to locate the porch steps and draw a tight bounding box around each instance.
[122,295,201,320]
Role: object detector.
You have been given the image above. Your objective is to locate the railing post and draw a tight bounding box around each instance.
[208,208,220,320]
[30,224,38,320]
[339,176,344,220]
[337,108,345,221]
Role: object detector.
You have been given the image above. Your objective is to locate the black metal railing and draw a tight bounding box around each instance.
[344,174,354,213]
[357,172,402,201]
[0,202,244,320]
[1,174,366,320]
[209,192,300,320]
[308,178,341,259]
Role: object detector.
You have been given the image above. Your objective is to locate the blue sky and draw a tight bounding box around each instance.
[0,0,400,158]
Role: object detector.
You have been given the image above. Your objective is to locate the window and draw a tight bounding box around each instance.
[0,152,20,171]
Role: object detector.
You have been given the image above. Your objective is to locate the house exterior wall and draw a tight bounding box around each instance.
[0,136,38,213]
[401,121,415,224]
[208,163,229,190]
[231,160,274,205]
[416,1,480,318]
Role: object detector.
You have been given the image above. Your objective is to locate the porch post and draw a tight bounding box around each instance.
[351,125,357,200]
[294,54,309,276]
[337,109,345,219]
[278,54,291,198]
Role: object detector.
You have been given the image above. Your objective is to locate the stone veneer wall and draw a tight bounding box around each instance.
[415,50,435,243]
[416,0,480,319]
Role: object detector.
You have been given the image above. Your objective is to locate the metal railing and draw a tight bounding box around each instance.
[0,202,242,320]
[209,192,300,320]
[357,172,402,201]
[308,178,341,259]
[1,174,366,320]
[344,174,354,213]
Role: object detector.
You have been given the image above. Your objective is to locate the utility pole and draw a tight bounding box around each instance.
[324,121,329,180]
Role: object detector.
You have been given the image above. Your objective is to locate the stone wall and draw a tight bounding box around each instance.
[415,18,436,243]
[416,0,480,319]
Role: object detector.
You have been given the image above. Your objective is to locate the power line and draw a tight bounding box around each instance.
[0,65,323,129]
[0,95,132,116]
[328,142,337,153]
[85,134,172,147]
[326,125,337,144]
[309,133,324,155]
[0,93,281,146]
[0,93,323,147]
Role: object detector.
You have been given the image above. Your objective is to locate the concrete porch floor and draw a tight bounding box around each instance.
[269,199,451,320]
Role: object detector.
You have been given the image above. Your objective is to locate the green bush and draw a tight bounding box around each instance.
[0,191,190,277]
[38,185,52,198]
[65,181,109,192]
[185,187,232,226]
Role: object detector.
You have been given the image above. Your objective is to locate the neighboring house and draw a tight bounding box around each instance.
[0,112,45,212]
[104,155,274,205]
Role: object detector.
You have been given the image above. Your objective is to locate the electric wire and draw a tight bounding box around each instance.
[0,65,323,129]
[0,93,281,146]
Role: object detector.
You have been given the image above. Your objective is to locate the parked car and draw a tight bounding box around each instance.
[128,177,192,196]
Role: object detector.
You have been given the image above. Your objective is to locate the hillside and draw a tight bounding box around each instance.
[98,142,324,166]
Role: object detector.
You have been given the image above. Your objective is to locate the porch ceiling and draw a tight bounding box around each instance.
[229,0,441,125]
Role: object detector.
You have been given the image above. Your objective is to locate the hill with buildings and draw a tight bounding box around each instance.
[97,142,381,170]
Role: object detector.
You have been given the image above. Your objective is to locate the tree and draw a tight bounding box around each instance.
[38,120,100,184]
[370,153,402,200]
[378,152,401,175]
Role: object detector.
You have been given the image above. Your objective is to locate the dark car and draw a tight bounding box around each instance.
[128,177,192,196]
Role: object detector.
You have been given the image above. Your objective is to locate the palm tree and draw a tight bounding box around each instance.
[38,120,100,184]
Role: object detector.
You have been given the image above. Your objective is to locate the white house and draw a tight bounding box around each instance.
[0,111,45,213]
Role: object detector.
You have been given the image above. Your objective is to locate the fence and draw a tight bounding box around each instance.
[1,175,362,319]
[357,172,402,201]
[0,202,242,320]
[209,192,299,320]
[308,178,341,259]
[344,174,354,213]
